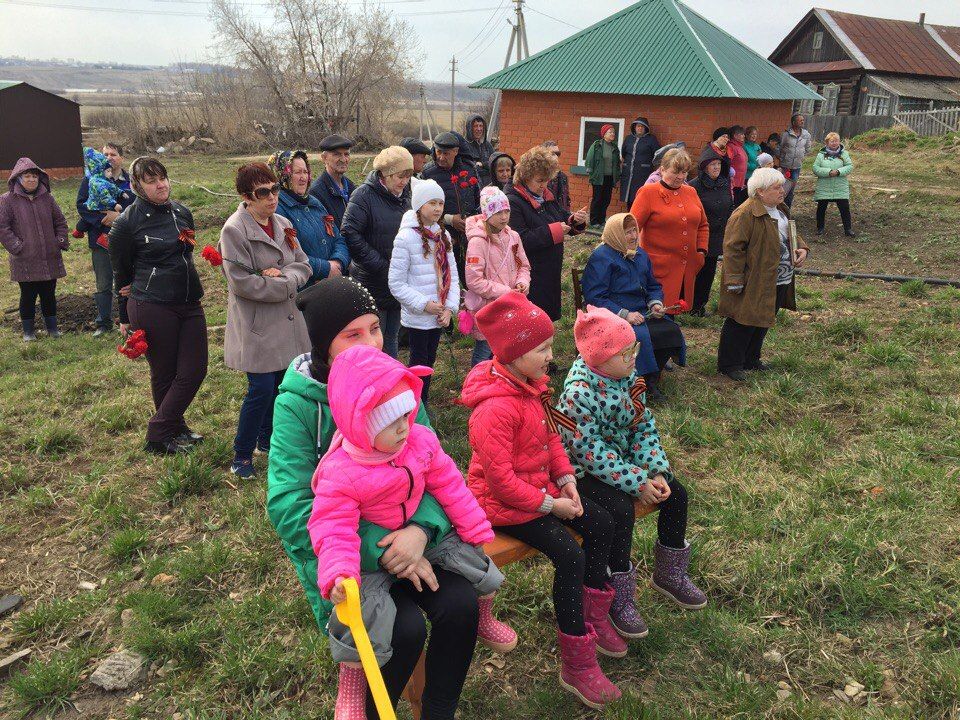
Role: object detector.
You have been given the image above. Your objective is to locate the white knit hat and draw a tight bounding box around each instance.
[366,388,416,442]
[411,177,445,214]
[757,152,774,168]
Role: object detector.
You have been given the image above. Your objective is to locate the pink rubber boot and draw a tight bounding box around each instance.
[334,663,367,720]
[582,585,628,657]
[477,593,518,653]
[557,626,622,709]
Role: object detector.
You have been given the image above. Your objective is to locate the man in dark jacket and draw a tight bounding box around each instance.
[689,154,733,315]
[308,134,356,230]
[464,114,495,187]
[76,142,133,336]
[422,131,480,284]
[400,137,431,178]
[620,117,660,206]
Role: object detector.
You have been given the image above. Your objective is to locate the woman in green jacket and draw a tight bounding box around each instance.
[812,132,855,237]
[268,276,482,718]
[744,126,761,182]
[585,124,621,227]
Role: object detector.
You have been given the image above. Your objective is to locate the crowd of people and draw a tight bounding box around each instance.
[0,109,858,718]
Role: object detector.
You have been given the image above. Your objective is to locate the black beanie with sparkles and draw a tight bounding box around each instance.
[295,277,380,382]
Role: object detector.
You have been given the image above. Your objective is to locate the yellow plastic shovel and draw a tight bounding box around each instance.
[334,577,396,720]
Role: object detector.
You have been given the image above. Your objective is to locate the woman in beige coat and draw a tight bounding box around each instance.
[716,167,809,381]
[220,162,312,478]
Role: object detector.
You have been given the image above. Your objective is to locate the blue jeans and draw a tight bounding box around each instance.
[784,168,801,207]
[91,245,113,329]
[233,370,284,460]
[471,339,492,367]
[382,306,401,359]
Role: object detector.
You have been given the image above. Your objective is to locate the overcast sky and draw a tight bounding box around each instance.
[2,0,960,84]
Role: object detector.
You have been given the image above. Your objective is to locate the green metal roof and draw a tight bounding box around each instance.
[0,81,24,91]
[473,0,822,101]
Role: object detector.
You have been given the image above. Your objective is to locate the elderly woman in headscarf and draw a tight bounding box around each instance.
[270,150,349,287]
[580,213,686,401]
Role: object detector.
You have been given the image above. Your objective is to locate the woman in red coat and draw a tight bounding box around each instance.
[630,149,708,314]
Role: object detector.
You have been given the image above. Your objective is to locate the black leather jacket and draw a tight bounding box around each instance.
[109,197,203,322]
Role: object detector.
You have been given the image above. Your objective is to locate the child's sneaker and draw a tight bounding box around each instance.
[334,663,367,720]
[477,594,517,653]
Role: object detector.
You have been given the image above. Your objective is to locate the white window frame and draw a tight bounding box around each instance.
[820,83,839,115]
[577,117,625,166]
[812,31,824,50]
[799,83,817,115]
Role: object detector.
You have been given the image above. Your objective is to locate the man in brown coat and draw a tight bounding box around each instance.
[717,167,808,380]
[0,157,68,340]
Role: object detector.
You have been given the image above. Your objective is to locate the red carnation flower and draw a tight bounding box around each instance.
[118,330,149,360]
[201,244,223,266]
[678,299,690,312]
[469,177,478,186]
[459,170,468,178]
[459,181,468,188]
[450,174,458,184]
[71,229,85,239]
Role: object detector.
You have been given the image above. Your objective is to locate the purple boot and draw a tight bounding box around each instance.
[650,540,707,610]
[608,564,649,639]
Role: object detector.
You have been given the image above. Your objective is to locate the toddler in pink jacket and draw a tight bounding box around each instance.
[464,185,531,367]
[309,344,514,719]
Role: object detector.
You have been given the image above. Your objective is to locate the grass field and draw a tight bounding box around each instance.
[1,135,959,719]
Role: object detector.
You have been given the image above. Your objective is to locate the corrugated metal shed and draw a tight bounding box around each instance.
[868,74,960,103]
[0,81,24,91]
[472,0,821,100]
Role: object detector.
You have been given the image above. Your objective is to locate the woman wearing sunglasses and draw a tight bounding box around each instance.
[220,162,313,478]
[579,213,685,402]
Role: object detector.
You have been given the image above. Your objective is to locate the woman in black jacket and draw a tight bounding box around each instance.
[109,157,207,455]
[689,155,733,315]
[506,146,587,321]
[340,146,413,359]
[620,116,660,206]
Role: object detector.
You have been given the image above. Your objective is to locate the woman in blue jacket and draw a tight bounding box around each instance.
[270,150,349,286]
[581,213,685,401]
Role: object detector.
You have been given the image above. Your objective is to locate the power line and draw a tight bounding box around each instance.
[4,0,212,16]
[459,4,510,64]
[398,5,500,16]
[525,4,580,30]
[456,0,507,58]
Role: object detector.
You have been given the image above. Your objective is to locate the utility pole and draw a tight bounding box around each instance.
[419,84,438,142]
[449,56,457,129]
[490,0,530,139]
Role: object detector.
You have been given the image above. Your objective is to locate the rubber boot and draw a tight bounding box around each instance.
[608,564,649,639]
[334,663,368,720]
[22,318,36,342]
[477,593,517,653]
[43,316,60,338]
[557,626,621,710]
[650,540,707,610]
[582,585,628,657]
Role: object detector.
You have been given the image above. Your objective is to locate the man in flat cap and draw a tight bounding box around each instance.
[400,137,431,179]
[422,131,481,284]
[309,134,356,230]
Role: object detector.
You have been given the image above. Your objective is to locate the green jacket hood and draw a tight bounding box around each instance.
[278,353,328,404]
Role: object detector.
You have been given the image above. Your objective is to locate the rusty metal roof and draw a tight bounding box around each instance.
[822,10,960,78]
[472,0,820,100]
[778,60,861,74]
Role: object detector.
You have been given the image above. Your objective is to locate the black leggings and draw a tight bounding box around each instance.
[580,474,688,558]
[498,495,614,635]
[590,175,615,226]
[693,256,718,312]
[407,327,442,406]
[370,568,479,720]
[816,199,851,231]
[18,279,57,321]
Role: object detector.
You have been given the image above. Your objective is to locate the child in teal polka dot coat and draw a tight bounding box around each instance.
[558,305,707,636]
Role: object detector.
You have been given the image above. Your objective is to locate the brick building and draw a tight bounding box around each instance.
[474,0,820,216]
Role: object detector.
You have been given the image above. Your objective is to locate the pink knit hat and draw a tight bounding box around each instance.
[475,291,553,364]
[574,305,636,367]
[479,186,510,218]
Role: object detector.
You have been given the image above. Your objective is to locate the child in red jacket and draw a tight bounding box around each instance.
[459,291,624,711]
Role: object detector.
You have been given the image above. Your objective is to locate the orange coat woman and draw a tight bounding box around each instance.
[629,149,708,313]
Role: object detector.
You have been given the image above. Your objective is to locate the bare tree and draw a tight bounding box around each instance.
[209,0,418,147]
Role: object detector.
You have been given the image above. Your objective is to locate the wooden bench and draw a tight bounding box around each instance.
[401,499,655,719]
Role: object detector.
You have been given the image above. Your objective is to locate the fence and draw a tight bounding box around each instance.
[893,107,960,136]
[804,114,892,141]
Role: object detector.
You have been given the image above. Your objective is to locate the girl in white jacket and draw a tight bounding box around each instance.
[388,177,460,406]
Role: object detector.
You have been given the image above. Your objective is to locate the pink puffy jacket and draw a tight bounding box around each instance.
[463,214,531,339]
[460,360,575,526]
[308,345,493,599]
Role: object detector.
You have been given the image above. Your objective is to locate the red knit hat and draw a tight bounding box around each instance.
[600,124,615,139]
[574,305,636,367]
[475,291,554,364]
